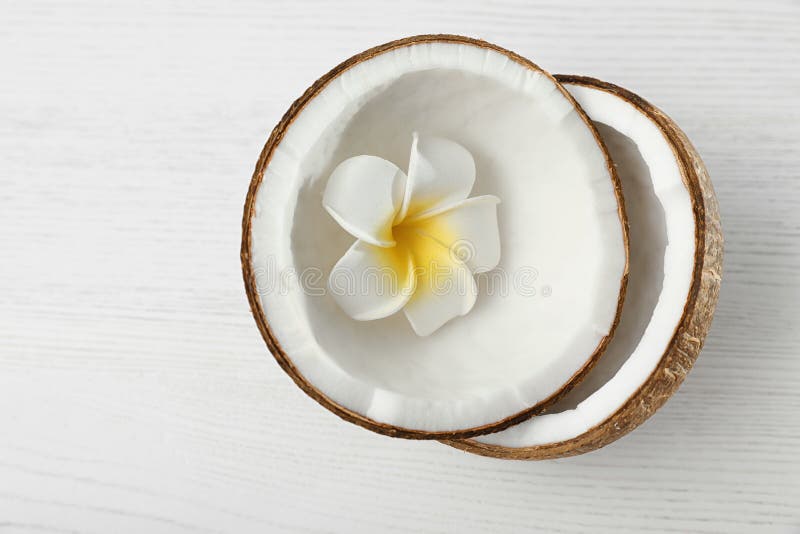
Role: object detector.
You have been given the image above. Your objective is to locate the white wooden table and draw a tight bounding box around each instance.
[2,1,799,532]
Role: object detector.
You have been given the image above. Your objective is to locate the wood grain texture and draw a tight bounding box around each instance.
[1,0,798,532]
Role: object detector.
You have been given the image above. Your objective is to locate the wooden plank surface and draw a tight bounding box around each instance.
[1,0,798,532]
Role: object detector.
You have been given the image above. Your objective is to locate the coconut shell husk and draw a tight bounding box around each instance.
[442,75,723,458]
[241,37,629,440]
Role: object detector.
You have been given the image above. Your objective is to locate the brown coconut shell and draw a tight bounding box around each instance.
[241,37,629,440]
[443,75,723,458]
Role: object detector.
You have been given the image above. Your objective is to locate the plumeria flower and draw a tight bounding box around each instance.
[324,133,501,336]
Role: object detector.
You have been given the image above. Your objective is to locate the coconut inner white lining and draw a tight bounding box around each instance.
[475,83,696,446]
[250,43,626,432]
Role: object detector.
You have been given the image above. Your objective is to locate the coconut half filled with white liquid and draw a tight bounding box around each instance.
[241,36,629,439]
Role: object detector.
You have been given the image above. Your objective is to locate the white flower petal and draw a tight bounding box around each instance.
[328,240,415,321]
[323,155,406,247]
[406,195,501,273]
[400,232,478,336]
[398,133,475,221]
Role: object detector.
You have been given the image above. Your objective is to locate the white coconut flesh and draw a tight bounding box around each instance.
[248,40,627,433]
[470,82,696,447]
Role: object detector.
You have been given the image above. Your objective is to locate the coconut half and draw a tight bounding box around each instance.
[241,36,629,439]
[444,76,723,457]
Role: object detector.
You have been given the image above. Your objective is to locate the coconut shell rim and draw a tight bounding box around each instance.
[240,36,630,440]
[442,74,724,457]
